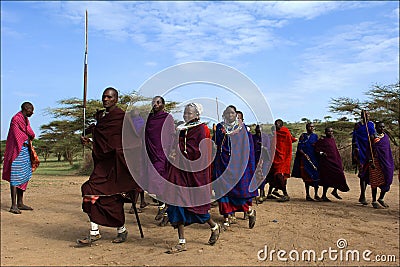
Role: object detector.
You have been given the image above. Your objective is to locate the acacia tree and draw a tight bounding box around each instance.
[330,82,399,170]
[329,81,399,145]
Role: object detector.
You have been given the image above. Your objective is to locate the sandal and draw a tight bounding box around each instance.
[277,195,290,202]
[155,206,167,221]
[112,230,128,243]
[128,207,136,214]
[358,197,368,205]
[9,207,21,214]
[378,199,389,208]
[331,191,342,200]
[208,223,221,245]
[306,196,314,201]
[371,202,379,209]
[322,196,332,202]
[272,190,283,198]
[228,215,237,225]
[139,202,148,209]
[248,210,256,229]
[223,219,230,228]
[166,243,187,254]
[314,196,322,201]
[76,234,102,246]
[158,214,169,227]
[18,204,33,210]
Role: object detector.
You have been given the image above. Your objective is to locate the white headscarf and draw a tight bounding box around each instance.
[188,102,203,116]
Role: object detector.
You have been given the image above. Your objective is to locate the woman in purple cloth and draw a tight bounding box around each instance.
[361,122,394,209]
[315,127,350,202]
[166,103,220,253]
[213,105,257,228]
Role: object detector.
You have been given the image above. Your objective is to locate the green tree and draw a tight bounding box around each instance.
[330,81,399,170]
[329,81,399,144]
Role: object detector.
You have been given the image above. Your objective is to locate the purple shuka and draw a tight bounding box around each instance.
[144,111,175,197]
[315,137,350,192]
[373,134,394,192]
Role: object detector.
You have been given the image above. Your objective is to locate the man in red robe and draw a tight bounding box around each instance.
[267,119,297,202]
[2,102,36,214]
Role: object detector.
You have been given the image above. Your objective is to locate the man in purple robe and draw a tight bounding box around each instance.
[352,110,376,205]
[144,96,175,225]
[315,127,350,202]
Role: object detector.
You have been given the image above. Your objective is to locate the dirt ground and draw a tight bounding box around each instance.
[1,172,399,266]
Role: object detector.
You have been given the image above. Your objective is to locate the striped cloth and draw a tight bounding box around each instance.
[10,143,32,189]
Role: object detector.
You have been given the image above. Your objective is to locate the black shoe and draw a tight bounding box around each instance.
[314,196,322,201]
[112,231,128,243]
[248,210,256,229]
[266,194,277,199]
[306,196,314,201]
[359,197,368,205]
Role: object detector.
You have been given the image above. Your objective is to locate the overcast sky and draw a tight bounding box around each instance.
[1,1,399,139]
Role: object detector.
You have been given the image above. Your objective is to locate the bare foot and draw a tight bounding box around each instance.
[9,207,21,214]
[18,204,33,210]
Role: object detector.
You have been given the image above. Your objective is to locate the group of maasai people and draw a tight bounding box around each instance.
[1,88,395,254]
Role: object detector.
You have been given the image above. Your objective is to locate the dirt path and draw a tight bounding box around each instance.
[1,173,399,266]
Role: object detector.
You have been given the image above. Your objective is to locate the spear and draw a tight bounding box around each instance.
[216,97,219,122]
[82,10,88,156]
[361,109,375,167]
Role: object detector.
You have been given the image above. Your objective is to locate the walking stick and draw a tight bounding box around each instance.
[82,10,88,156]
[131,204,144,238]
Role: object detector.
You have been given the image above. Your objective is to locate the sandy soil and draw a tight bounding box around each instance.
[1,172,399,266]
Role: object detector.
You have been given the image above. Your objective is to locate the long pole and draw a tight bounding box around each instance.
[216,97,219,122]
[362,110,375,166]
[83,10,88,156]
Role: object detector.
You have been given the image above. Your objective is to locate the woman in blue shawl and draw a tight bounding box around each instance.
[292,122,320,201]
[213,105,257,229]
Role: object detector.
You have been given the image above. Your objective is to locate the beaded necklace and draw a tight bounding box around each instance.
[178,120,203,154]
